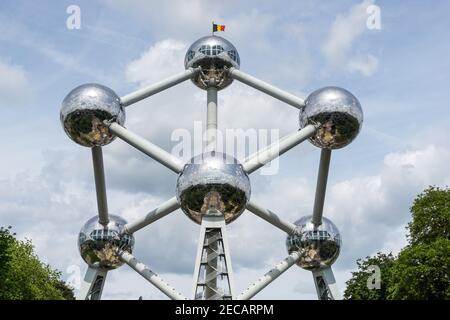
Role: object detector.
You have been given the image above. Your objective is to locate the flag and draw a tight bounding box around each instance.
[213,24,225,32]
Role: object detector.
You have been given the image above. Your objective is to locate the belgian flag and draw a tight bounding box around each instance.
[213,23,225,32]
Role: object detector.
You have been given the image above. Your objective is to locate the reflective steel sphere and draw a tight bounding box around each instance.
[185,35,240,90]
[78,215,134,270]
[300,87,363,149]
[176,152,251,224]
[60,84,125,147]
[286,215,341,271]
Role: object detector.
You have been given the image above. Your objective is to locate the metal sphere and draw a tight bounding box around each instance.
[176,152,251,224]
[300,87,363,149]
[185,35,240,90]
[286,215,341,271]
[78,215,134,270]
[60,83,125,147]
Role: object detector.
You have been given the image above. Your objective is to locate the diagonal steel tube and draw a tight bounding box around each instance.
[124,197,180,234]
[242,124,317,174]
[236,251,301,300]
[91,146,109,226]
[119,251,188,300]
[246,201,297,235]
[107,122,184,173]
[229,68,305,110]
[120,68,200,106]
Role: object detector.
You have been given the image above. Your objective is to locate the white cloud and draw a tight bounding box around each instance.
[326,144,450,266]
[0,59,30,107]
[2,1,449,300]
[126,39,188,86]
[0,153,93,272]
[322,0,373,63]
[102,0,230,38]
[348,54,379,76]
[225,9,275,52]
[0,16,115,86]
[322,0,379,76]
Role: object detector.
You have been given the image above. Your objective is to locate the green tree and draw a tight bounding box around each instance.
[0,226,74,300]
[344,252,395,300]
[407,186,450,245]
[388,239,450,299]
[344,186,450,300]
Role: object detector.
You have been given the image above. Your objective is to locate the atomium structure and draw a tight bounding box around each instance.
[60,34,363,300]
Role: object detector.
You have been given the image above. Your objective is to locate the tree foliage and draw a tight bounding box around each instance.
[344,252,395,300]
[407,186,450,245]
[344,186,450,300]
[388,239,450,299]
[0,226,74,300]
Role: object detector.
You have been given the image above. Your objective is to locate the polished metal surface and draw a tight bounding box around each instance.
[78,215,134,270]
[300,87,363,149]
[63,33,360,300]
[61,84,125,147]
[286,215,341,271]
[185,35,240,90]
[176,152,251,224]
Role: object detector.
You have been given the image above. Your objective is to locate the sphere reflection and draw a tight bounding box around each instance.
[286,215,341,271]
[300,87,363,149]
[185,35,240,90]
[78,215,134,270]
[176,152,251,224]
[60,84,125,147]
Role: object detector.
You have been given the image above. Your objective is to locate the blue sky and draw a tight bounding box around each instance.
[1,0,450,299]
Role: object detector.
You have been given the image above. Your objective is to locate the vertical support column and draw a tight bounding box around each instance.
[206,79,218,151]
[192,212,234,300]
[204,79,221,299]
[312,267,341,300]
[311,148,332,227]
[91,146,109,226]
[78,267,107,300]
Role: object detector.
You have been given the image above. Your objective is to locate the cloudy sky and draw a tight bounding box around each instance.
[1,0,450,299]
